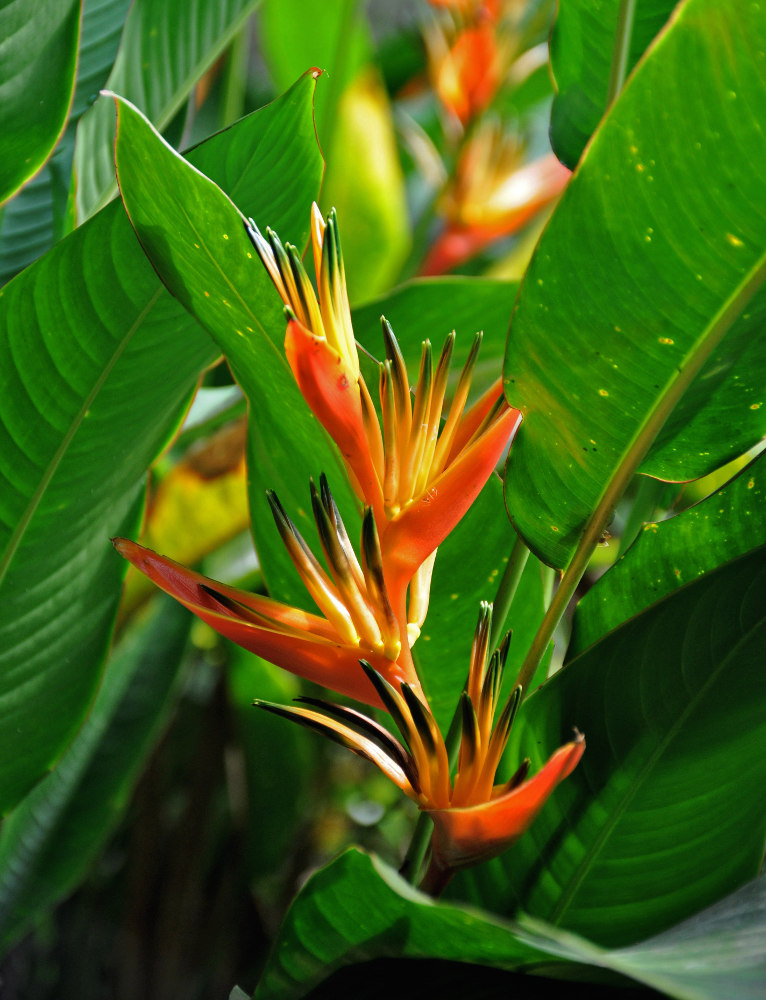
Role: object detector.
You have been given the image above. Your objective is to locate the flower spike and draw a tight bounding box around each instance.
[114,476,419,707]
[258,604,585,894]
[247,206,522,634]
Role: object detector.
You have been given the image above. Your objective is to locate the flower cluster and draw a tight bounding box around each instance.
[421,118,571,275]
[116,204,582,891]
[256,603,584,894]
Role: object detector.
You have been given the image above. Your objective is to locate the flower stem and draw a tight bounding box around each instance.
[489,531,530,652]
[606,0,637,108]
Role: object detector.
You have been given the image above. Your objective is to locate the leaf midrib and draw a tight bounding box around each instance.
[0,285,163,588]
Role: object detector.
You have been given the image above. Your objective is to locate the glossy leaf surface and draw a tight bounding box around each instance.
[0,0,80,206]
[253,848,563,1000]
[516,873,766,1000]
[0,79,321,815]
[549,0,676,168]
[0,0,132,284]
[0,598,190,954]
[571,450,766,655]
[112,79,344,607]
[505,0,766,568]
[254,847,766,999]
[75,0,263,219]
[464,545,766,947]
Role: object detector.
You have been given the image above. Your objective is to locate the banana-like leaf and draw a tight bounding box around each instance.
[505,0,766,568]
[0,0,80,206]
[252,848,570,1000]
[463,545,766,947]
[571,449,766,655]
[0,597,190,955]
[0,0,132,284]
[0,74,323,816]
[549,0,676,168]
[75,0,263,220]
[112,84,356,608]
[254,846,766,1000]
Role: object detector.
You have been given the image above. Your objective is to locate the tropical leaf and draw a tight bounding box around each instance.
[259,0,370,147]
[549,0,676,168]
[0,0,132,284]
[252,848,570,1000]
[111,83,356,609]
[463,545,766,947]
[253,846,766,999]
[570,449,766,655]
[0,597,190,955]
[0,74,323,815]
[0,0,80,206]
[505,0,766,568]
[514,872,766,1000]
[75,0,263,220]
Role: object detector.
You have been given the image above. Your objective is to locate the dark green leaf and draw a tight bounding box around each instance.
[0,77,322,815]
[515,872,766,1000]
[0,0,80,205]
[253,848,568,1000]
[75,0,263,219]
[0,0,132,284]
[463,545,766,947]
[549,0,676,168]
[505,0,766,568]
[226,646,316,884]
[0,597,190,954]
[571,450,766,655]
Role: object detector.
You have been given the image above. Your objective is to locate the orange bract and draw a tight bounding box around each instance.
[114,475,419,707]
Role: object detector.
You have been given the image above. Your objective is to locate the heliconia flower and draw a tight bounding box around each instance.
[256,603,584,894]
[429,20,502,125]
[245,206,522,633]
[421,120,571,274]
[113,475,419,707]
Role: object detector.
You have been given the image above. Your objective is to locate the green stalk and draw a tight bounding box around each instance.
[541,564,556,610]
[489,531,530,652]
[606,0,638,108]
[514,256,766,696]
[221,25,250,128]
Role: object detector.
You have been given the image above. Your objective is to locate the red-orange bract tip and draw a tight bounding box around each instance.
[113,537,416,707]
[428,734,586,873]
